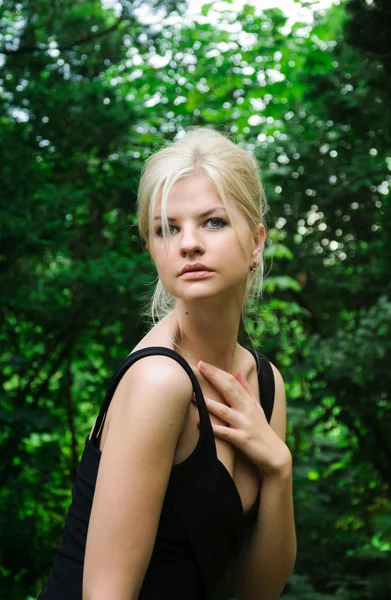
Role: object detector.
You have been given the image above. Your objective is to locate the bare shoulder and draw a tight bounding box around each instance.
[122,351,193,389]
[269,360,285,393]
[110,352,194,422]
[269,361,287,442]
[95,351,194,453]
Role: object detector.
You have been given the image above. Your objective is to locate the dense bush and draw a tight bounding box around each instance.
[0,0,389,598]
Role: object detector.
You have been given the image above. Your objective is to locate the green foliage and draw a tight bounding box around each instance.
[0,0,390,598]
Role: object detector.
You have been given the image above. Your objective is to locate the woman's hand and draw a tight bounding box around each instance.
[196,360,291,477]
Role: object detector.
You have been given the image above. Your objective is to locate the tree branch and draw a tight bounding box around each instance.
[1,15,125,55]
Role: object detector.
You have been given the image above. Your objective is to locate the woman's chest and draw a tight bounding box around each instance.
[173,366,262,514]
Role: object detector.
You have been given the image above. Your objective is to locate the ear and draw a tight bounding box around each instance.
[251,223,266,263]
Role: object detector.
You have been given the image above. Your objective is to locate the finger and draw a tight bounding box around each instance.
[210,423,242,445]
[235,371,254,397]
[204,397,239,426]
[197,361,244,408]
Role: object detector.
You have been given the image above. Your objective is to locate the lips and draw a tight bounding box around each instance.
[179,263,213,276]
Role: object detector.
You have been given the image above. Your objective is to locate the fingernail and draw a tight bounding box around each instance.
[199,361,207,370]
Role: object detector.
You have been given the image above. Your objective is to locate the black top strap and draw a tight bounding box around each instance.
[90,346,212,445]
[247,349,275,423]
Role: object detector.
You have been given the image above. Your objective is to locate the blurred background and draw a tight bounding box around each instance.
[0,0,390,598]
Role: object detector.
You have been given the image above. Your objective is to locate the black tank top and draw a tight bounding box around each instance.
[37,346,275,600]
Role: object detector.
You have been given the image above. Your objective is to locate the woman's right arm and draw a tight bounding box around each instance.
[83,355,193,600]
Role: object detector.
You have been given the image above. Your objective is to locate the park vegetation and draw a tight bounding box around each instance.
[0,0,390,598]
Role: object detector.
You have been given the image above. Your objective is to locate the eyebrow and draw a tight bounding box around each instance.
[153,207,228,222]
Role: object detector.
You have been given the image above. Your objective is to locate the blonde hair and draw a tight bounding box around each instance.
[137,126,269,335]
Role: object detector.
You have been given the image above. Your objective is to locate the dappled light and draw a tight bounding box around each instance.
[0,0,390,598]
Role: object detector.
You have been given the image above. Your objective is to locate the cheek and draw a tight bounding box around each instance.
[152,248,174,278]
[222,232,250,263]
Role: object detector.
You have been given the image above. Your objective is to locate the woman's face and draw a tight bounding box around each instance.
[150,175,264,304]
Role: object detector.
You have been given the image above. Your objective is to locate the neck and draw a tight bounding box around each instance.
[168,300,243,373]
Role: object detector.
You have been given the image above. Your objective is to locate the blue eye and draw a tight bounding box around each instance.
[155,217,228,237]
[207,217,227,229]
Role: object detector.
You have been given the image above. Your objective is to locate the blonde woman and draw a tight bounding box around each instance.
[38,127,296,600]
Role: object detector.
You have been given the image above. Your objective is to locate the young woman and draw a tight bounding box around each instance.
[38,127,296,600]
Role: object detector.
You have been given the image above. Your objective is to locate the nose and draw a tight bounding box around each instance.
[179,224,205,257]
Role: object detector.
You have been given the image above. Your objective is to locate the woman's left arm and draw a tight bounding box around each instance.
[197,359,296,600]
[227,363,296,600]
